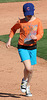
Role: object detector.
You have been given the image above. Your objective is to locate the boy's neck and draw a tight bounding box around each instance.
[25,16,36,22]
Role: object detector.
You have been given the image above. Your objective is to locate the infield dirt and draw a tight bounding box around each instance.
[0,0,47,100]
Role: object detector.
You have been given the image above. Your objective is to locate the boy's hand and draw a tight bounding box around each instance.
[31,35,37,40]
[6,41,11,48]
[6,38,11,48]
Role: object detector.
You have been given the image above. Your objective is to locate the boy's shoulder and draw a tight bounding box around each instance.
[18,18,25,23]
[36,18,42,23]
[17,17,42,24]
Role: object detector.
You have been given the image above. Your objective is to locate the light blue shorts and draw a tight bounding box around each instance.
[18,49,37,65]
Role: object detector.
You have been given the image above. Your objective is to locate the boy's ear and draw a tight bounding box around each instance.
[34,10,35,15]
[34,10,35,13]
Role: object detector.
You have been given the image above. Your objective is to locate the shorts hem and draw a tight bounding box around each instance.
[21,60,37,65]
[21,59,30,62]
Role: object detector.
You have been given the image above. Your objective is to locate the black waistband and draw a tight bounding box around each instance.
[18,44,37,50]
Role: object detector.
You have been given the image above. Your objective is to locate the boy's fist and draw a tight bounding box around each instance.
[31,35,37,40]
[6,38,11,48]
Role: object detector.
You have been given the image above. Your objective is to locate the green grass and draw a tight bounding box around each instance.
[0,33,20,47]
[0,29,47,60]
[0,0,38,3]
[37,29,47,60]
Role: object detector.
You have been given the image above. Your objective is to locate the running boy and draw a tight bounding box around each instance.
[6,3,44,96]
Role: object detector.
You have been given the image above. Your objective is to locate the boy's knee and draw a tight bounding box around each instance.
[26,66,33,73]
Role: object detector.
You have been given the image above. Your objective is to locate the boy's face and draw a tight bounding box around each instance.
[25,15,32,21]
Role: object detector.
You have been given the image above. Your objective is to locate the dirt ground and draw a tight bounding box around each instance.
[0,0,47,100]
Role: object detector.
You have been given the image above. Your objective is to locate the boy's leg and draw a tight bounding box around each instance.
[23,60,33,85]
[21,60,33,96]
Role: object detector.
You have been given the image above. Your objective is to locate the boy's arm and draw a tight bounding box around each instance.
[30,20,43,42]
[6,37,12,48]
[36,20,44,41]
[9,20,21,38]
[6,20,20,48]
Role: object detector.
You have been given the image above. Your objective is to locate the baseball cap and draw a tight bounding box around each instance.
[23,3,35,16]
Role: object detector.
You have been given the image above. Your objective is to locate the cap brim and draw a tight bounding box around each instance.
[24,11,34,16]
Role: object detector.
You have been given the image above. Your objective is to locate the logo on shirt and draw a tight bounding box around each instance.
[23,24,38,44]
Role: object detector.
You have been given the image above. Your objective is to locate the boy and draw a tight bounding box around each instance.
[6,3,43,96]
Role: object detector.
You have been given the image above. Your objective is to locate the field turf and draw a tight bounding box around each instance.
[0,0,37,3]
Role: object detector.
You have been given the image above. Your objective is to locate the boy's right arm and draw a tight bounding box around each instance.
[6,30,14,48]
[6,37,12,48]
[6,20,21,48]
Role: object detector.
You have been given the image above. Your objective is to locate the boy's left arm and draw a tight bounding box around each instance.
[36,20,44,41]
